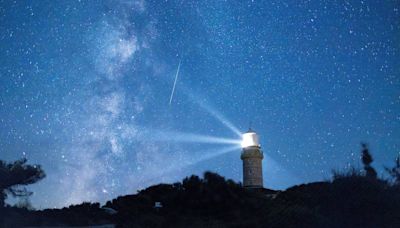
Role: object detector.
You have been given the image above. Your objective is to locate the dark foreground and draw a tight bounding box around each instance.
[1,171,400,227]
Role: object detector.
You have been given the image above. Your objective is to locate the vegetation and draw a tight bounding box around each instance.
[361,143,377,179]
[0,158,45,208]
[385,155,400,185]
[1,145,400,227]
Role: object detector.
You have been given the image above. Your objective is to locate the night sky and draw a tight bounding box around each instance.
[1,0,399,208]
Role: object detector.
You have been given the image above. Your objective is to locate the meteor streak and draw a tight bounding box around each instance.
[169,60,181,105]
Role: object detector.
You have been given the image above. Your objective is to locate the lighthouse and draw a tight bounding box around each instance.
[241,129,264,188]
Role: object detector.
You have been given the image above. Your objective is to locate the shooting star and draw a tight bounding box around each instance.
[169,60,181,105]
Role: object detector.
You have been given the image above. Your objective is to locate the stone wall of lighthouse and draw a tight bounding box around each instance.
[241,145,264,188]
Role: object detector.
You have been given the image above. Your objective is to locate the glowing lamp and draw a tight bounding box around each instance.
[241,130,260,148]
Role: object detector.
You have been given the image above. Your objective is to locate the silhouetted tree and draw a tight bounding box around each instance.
[182,175,202,192]
[204,171,226,186]
[0,158,45,207]
[385,156,400,185]
[14,195,34,210]
[361,143,377,179]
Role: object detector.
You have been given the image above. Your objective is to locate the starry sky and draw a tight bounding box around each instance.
[0,0,399,208]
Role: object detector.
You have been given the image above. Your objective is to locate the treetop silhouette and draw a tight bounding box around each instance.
[0,158,46,207]
[361,143,377,179]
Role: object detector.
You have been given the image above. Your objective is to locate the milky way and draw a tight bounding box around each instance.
[0,0,399,208]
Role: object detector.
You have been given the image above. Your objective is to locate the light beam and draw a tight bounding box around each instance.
[182,90,242,137]
[135,145,241,184]
[136,128,241,146]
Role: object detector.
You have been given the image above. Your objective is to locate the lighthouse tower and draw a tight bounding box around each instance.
[241,129,264,188]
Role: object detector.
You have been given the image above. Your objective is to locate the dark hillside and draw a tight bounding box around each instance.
[1,171,400,227]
